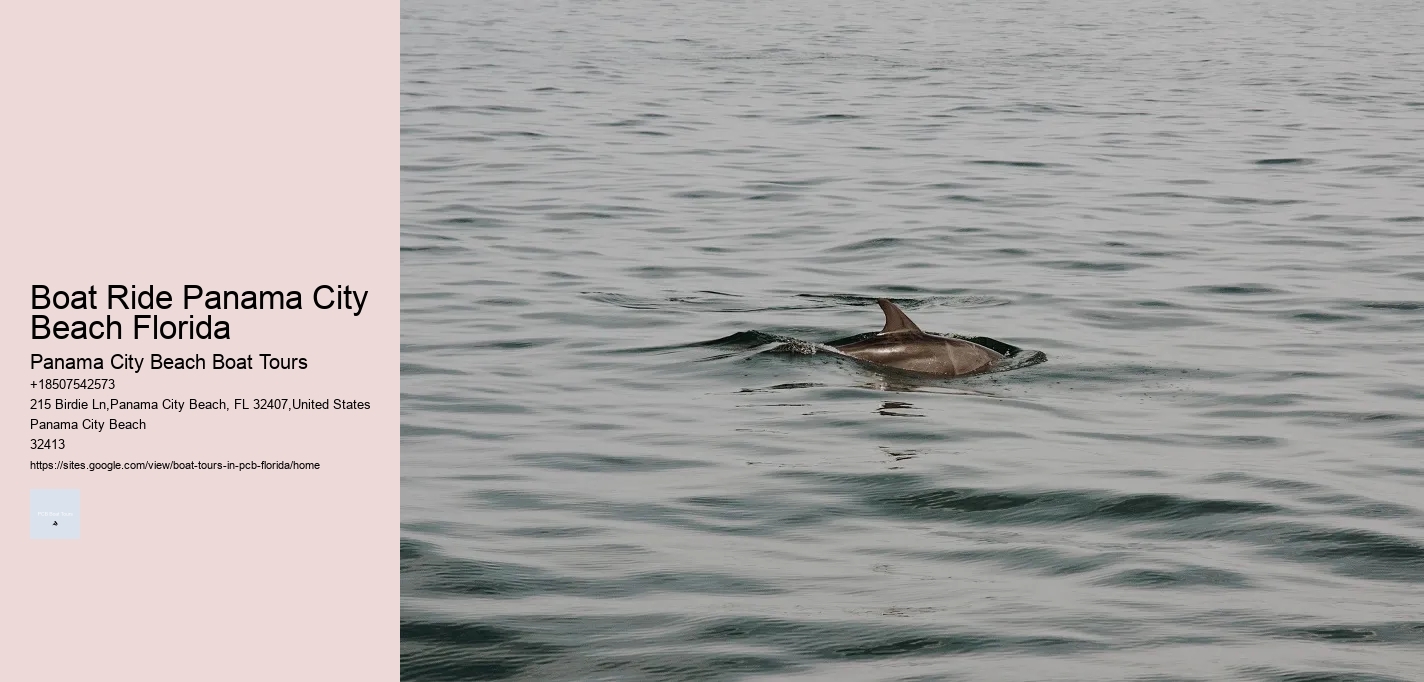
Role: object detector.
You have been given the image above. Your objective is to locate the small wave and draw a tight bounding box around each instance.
[826,236,915,252]
[969,159,1063,168]
[1184,283,1284,296]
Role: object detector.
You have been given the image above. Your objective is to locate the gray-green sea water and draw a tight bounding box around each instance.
[401,1,1424,679]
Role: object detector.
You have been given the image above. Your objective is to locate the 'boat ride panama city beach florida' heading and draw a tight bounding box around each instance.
[29,284,371,340]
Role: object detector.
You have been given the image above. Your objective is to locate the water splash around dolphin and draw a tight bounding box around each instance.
[699,298,1047,379]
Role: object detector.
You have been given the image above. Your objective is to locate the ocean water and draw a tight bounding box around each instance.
[399,1,1424,679]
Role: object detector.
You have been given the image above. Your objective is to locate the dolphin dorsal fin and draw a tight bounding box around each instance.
[876,298,922,334]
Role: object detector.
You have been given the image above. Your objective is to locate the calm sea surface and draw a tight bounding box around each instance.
[400,1,1424,679]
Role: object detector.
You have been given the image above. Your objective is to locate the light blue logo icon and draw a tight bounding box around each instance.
[31,489,81,539]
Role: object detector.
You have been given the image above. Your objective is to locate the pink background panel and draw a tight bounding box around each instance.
[2,2,397,680]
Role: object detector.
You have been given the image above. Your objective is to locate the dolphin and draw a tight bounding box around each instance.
[832,299,1004,377]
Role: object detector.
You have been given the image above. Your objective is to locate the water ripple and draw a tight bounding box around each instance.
[403,0,1424,678]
